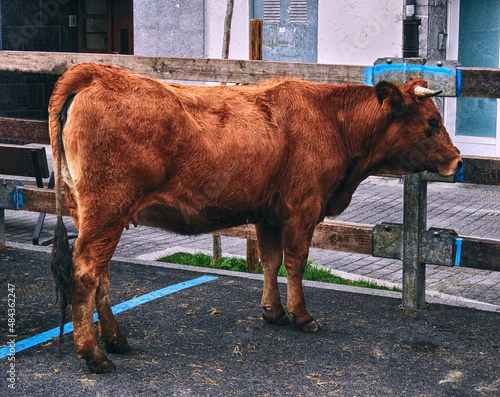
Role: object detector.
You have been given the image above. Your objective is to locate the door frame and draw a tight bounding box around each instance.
[444,0,500,157]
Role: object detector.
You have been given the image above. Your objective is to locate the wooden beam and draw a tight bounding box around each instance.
[1,51,500,98]
[18,186,70,216]
[459,68,500,99]
[458,236,500,271]
[310,221,373,255]
[0,117,50,145]
[0,50,368,85]
[461,156,500,186]
[211,222,373,255]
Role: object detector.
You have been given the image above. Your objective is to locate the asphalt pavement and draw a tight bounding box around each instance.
[1,248,499,396]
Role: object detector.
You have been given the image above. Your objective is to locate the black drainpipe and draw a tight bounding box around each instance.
[403,0,422,57]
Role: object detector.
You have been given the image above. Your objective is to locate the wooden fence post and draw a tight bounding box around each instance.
[250,19,263,61]
[402,173,427,309]
[244,18,264,273]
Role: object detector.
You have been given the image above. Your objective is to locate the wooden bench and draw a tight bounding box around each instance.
[0,143,53,246]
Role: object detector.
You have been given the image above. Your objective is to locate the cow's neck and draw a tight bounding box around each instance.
[324,85,391,217]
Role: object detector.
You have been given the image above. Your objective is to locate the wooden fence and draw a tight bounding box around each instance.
[0,50,499,310]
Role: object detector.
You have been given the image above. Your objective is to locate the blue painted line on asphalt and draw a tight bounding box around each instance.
[0,275,218,359]
[454,238,463,267]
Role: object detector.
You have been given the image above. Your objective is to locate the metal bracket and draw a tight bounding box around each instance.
[0,180,24,210]
[373,222,403,260]
[372,58,461,96]
[420,228,458,267]
[373,222,459,266]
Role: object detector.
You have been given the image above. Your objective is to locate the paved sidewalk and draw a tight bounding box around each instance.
[3,174,499,309]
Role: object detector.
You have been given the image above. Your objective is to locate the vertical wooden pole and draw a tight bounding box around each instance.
[246,231,260,273]
[402,173,427,309]
[243,19,264,273]
[221,0,235,59]
[249,19,263,61]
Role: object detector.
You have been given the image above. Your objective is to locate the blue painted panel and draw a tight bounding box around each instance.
[456,0,499,138]
[253,0,318,63]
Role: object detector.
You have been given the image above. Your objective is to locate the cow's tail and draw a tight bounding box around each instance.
[48,64,94,349]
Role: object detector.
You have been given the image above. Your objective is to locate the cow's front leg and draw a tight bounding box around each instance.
[96,265,130,354]
[282,220,322,333]
[256,224,290,325]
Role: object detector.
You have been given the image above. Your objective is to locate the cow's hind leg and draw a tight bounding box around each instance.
[71,224,123,373]
[256,224,290,325]
[96,265,130,354]
[282,219,322,333]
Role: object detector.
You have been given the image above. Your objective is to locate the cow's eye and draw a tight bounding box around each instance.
[428,119,440,128]
[427,119,440,137]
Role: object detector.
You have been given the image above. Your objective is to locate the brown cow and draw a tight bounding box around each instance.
[48,63,462,373]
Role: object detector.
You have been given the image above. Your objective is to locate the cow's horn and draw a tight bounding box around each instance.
[414,86,443,97]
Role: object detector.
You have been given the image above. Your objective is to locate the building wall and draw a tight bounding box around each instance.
[133,0,205,57]
[318,0,403,65]
[204,0,249,60]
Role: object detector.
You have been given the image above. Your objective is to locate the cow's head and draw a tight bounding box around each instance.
[375,78,462,177]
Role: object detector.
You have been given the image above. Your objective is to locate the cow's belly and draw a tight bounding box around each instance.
[137,204,261,235]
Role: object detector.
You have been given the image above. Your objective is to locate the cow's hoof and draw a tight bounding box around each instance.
[86,355,116,374]
[102,337,131,354]
[262,309,291,326]
[293,316,323,333]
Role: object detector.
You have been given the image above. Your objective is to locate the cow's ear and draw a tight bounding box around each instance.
[375,81,408,117]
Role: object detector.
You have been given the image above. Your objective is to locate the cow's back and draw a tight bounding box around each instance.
[55,65,330,233]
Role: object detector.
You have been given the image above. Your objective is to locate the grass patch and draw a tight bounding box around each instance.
[157,252,401,292]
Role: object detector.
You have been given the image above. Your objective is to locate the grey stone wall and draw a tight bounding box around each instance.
[416,0,447,60]
[416,0,448,114]
[134,0,205,57]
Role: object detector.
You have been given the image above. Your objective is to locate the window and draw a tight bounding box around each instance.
[78,0,133,54]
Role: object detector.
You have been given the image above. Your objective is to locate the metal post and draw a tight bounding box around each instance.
[402,173,427,309]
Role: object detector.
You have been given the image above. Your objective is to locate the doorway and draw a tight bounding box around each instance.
[251,0,318,63]
[78,0,133,54]
[445,0,500,156]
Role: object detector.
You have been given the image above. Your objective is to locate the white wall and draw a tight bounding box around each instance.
[318,0,403,65]
[134,0,205,57]
[204,0,250,60]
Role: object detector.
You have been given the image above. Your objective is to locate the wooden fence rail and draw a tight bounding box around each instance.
[1,50,500,97]
[0,50,499,310]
